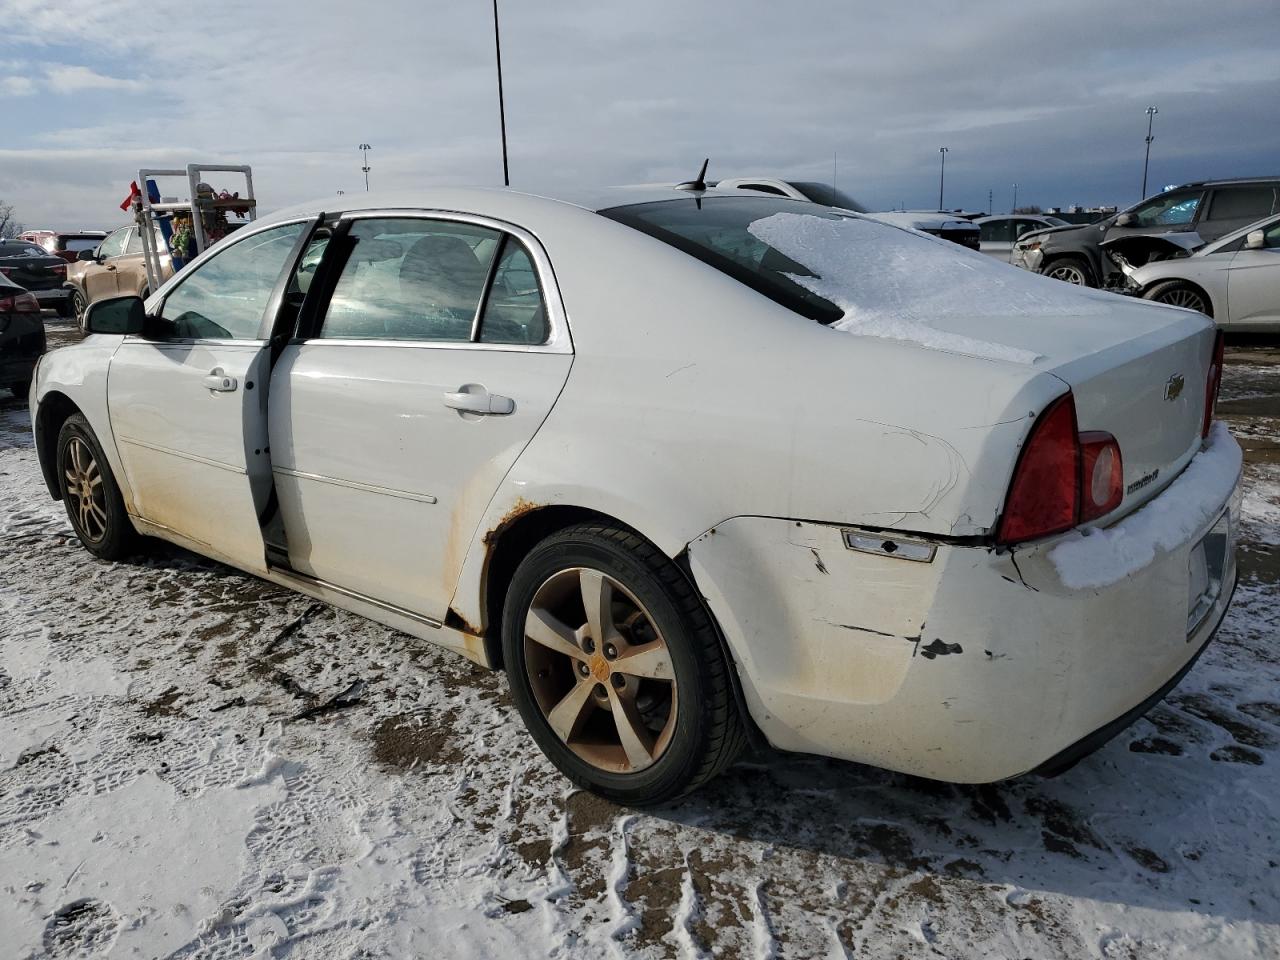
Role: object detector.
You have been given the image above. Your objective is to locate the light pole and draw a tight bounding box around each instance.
[1141,106,1158,200]
[938,147,949,210]
[359,143,372,191]
[1012,182,1019,213]
[492,0,510,187]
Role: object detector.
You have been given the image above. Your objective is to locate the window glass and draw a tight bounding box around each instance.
[1013,220,1044,239]
[1206,186,1276,222]
[790,182,869,212]
[0,241,48,257]
[980,220,1013,243]
[741,183,788,197]
[64,238,101,252]
[479,241,548,344]
[1130,192,1202,227]
[600,196,846,323]
[1265,221,1280,249]
[124,229,143,255]
[320,218,499,341]
[156,221,307,339]
[97,228,129,260]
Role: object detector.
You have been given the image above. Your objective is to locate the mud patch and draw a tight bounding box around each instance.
[43,899,121,958]
[1210,745,1264,765]
[371,710,464,768]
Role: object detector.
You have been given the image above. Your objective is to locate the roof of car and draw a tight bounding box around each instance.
[1177,176,1280,188]
[260,184,769,226]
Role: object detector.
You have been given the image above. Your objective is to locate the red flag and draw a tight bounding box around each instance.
[119,180,141,212]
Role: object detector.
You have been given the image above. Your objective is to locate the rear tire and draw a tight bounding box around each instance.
[1042,256,1096,287]
[1144,280,1213,317]
[56,298,74,319]
[56,414,141,560]
[502,522,745,805]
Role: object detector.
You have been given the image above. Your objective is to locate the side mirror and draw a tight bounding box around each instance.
[1115,213,1136,227]
[77,248,97,262]
[84,295,145,335]
[1245,229,1267,251]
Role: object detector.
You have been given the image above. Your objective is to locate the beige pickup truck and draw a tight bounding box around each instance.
[66,225,173,321]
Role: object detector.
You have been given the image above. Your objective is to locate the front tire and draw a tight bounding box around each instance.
[1042,256,1096,287]
[71,288,88,325]
[1144,280,1213,317]
[502,522,745,805]
[56,414,140,560]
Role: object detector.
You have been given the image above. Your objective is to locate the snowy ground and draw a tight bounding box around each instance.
[1,320,1278,959]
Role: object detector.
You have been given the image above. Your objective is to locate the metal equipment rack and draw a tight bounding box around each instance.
[133,163,257,292]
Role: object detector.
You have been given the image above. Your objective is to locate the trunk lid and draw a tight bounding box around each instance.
[1045,310,1214,518]
[0,254,66,292]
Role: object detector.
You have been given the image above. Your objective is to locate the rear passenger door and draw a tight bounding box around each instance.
[267,212,573,623]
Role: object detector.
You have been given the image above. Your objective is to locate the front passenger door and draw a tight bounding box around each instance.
[84,227,129,303]
[1226,219,1280,329]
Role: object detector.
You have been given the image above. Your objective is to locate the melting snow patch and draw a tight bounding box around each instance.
[745,212,1119,364]
[1049,422,1242,589]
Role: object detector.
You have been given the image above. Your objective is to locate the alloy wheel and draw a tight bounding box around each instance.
[1046,263,1087,284]
[523,567,678,773]
[64,436,108,542]
[1155,287,1208,312]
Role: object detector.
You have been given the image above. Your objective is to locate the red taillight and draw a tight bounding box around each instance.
[0,293,40,314]
[997,393,1128,545]
[997,393,1080,544]
[49,262,66,276]
[1202,329,1224,438]
[1079,432,1123,523]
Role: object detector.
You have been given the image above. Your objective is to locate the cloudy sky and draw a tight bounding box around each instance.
[1,0,1277,230]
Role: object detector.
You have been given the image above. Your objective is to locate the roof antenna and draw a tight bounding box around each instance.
[675,158,710,192]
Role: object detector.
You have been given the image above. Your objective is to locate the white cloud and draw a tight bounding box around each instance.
[0,75,35,96]
[44,64,141,94]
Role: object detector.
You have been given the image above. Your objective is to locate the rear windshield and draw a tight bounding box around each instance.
[599,196,846,323]
[789,182,869,213]
[62,237,102,252]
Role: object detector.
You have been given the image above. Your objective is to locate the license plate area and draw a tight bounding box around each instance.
[1187,509,1232,635]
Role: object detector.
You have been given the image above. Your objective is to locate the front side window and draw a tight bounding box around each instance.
[320,218,500,341]
[155,221,307,339]
[1264,221,1280,249]
[1131,192,1203,227]
[97,228,129,260]
[1206,186,1276,222]
[980,220,1014,243]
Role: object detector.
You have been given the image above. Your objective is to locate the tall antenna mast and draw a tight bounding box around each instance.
[493,0,510,187]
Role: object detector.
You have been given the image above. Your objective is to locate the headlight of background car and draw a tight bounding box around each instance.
[1019,240,1042,252]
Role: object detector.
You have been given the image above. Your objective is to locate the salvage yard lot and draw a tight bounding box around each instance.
[1,320,1278,959]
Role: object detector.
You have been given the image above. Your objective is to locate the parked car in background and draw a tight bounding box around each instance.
[0,273,46,398]
[1013,177,1280,287]
[713,176,982,249]
[19,229,107,264]
[65,224,173,321]
[976,214,1068,261]
[0,238,72,316]
[1106,213,1280,331]
[32,186,1237,803]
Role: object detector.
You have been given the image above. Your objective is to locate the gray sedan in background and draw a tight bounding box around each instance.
[1108,214,1280,331]
[976,214,1067,261]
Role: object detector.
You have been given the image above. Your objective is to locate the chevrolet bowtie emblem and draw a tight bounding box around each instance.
[1164,373,1185,402]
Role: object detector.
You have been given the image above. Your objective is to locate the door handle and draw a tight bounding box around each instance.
[203,368,238,392]
[106,264,117,271]
[443,386,515,415]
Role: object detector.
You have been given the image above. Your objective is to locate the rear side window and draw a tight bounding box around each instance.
[124,229,143,255]
[320,218,500,341]
[1206,186,1276,222]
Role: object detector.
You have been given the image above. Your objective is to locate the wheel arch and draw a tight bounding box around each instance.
[463,502,766,747]
[34,390,82,499]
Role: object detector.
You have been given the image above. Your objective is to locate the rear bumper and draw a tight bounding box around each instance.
[687,436,1243,783]
[32,288,70,304]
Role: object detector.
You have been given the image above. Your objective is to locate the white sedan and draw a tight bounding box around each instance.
[30,186,1241,804]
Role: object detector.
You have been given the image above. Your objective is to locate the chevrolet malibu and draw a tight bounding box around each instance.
[30,187,1241,804]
